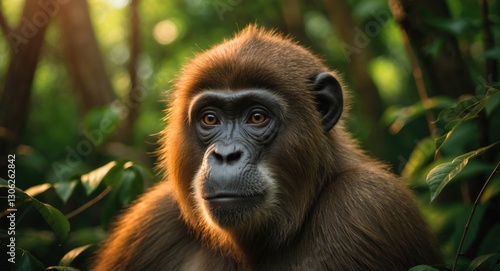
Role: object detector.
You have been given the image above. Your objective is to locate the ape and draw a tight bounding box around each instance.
[93,25,442,270]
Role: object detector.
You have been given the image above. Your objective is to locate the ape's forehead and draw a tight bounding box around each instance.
[175,25,327,97]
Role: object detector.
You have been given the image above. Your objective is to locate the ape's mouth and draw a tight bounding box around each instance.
[204,192,266,208]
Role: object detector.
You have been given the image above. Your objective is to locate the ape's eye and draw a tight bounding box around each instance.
[247,111,268,125]
[202,113,220,126]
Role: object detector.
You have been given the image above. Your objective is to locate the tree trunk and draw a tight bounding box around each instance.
[0,0,52,172]
[59,0,115,112]
[389,0,475,97]
[115,0,141,143]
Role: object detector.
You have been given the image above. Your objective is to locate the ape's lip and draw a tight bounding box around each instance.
[203,192,265,201]
[203,192,265,207]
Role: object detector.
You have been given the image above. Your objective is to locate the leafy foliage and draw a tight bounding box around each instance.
[392,86,500,270]
[0,159,148,270]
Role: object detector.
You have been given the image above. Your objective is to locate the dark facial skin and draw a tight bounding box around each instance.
[189,90,284,229]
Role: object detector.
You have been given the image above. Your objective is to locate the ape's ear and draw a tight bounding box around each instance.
[313,72,343,132]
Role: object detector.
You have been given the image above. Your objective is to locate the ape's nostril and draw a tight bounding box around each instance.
[227,151,242,163]
[213,152,224,163]
[212,150,242,165]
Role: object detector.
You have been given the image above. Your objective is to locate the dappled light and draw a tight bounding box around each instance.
[153,19,178,45]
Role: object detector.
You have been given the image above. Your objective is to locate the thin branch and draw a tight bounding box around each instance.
[452,162,500,271]
[65,186,112,220]
[399,30,438,139]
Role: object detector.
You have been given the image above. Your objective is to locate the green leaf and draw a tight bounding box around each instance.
[426,143,498,202]
[118,167,144,206]
[83,105,121,147]
[13,188,70,242]
[384,96,455,133]
[466,253,500,271]
[15,248,45,271]
[33,202,71,242]
[58,244,94,266]
[409,265,440,271]
[102,161,126,187]
[435,93,494,153]
[24,183,52,197]
[54,180,78,204]
[81,161,117,195]
[402,137,436,179]
[437,95,488,130]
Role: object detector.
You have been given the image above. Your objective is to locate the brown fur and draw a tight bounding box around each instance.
[92,25,442,270]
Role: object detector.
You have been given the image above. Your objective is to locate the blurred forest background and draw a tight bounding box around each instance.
[0,0,499,270]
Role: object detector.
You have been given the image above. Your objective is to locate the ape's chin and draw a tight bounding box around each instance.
[204,195,266,228]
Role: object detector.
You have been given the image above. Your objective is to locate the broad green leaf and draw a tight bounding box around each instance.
[54,180,78,204]
[102,160,129,187]
[118,168,143,206]
[466,253,500,271]
[408,265,440,271]
[427,143,498,202]
[33,202,71,242]
[24,183,52,197]
[58,244,93,266]
[81,161,117,195]
[402,137,436,179]
[436,122,477,157]
[15,248,45,271]
[13,188,70,242]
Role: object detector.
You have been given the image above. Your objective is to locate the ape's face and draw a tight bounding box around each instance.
[189,89,284,229]
[163,28,343,242]
[185,70,342,233]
